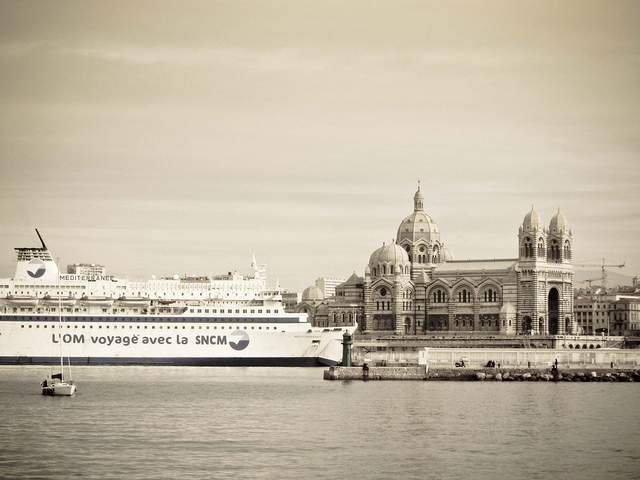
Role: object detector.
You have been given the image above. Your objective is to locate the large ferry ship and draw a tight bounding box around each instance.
[0,232,353,366]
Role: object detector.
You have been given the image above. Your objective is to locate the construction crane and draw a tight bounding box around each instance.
[575,258,625,292]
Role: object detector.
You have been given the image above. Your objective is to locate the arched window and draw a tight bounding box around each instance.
[564,240,571,261]
[433,290,446,303]
[390,265,394,275]
[458,289,470,303]
[523,237,533,258]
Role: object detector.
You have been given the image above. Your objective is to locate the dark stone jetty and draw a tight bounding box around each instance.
[324,366,640,382]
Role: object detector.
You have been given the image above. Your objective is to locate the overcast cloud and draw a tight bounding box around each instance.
[1,0,638,290]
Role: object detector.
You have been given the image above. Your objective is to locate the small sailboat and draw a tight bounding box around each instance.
[38,230,77,396]
[41,369,76,396]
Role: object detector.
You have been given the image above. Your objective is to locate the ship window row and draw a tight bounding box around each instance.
[191,309,271,314]
[10,285,86,291]
[3,316,298,323]
[21,324,277,330]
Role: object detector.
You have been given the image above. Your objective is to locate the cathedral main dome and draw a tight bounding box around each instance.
[396,185,440,244]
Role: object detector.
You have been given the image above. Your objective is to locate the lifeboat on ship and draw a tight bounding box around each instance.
[42,294,77,307]
[4,295,39,306]
[79,295,114,306]
[158,299,176,305]
[116,295,151,307]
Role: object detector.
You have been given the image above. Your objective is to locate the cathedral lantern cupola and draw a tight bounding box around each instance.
[413,183,424,211]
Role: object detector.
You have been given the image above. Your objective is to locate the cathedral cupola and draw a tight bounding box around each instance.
[368,240,410,277]
[522,205,542,230]
[548,208,572,263]
[549,208,567,232]
[519,205,546,261]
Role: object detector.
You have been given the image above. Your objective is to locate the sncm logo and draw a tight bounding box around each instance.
[229,330,250,351]
[27,259,46,278]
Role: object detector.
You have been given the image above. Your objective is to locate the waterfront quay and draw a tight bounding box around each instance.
[324,365,640,382]
[350,333,631,368]
[327,332,640,381]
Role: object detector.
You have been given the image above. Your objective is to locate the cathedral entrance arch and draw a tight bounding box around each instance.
[522,316,532,334]
[404,317,411,334]
[548,288,559,334]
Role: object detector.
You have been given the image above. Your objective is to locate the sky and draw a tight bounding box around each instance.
[1,0,639,291]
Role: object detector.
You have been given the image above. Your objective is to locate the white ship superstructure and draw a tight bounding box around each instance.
[0,233,353,366]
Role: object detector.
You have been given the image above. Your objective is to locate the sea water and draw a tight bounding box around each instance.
[0,366,638,479]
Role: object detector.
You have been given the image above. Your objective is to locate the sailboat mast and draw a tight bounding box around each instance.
[56,257,63,381]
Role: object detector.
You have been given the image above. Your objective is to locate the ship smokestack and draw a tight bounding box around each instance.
[35,228,47,250]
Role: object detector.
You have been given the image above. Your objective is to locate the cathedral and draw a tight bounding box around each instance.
[297,185,575,336]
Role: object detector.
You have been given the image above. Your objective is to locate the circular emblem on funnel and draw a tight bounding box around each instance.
[229,330,250,351]
[27,259,46,278]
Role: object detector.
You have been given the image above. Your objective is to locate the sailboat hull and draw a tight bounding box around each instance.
[42,382,77,396]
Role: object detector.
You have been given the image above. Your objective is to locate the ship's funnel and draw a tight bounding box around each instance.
[13,231,60,282]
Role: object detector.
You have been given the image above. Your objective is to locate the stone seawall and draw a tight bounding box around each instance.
[324,366,427,380]
[324,366,640,382]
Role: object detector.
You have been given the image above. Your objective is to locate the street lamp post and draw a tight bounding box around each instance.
[349,304,358,327]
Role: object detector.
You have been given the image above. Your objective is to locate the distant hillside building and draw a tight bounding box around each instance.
[297,274,363,328]
[281,291,301,312]
[574,292,640,336]
[67,263,106,276]
[315,277,345,299]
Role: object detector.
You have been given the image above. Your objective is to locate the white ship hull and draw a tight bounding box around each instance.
[0,316,352,366]
[1,232,356,367]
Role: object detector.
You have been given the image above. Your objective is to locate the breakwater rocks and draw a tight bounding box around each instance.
[324,366,640,382]
[475,369,640,382]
